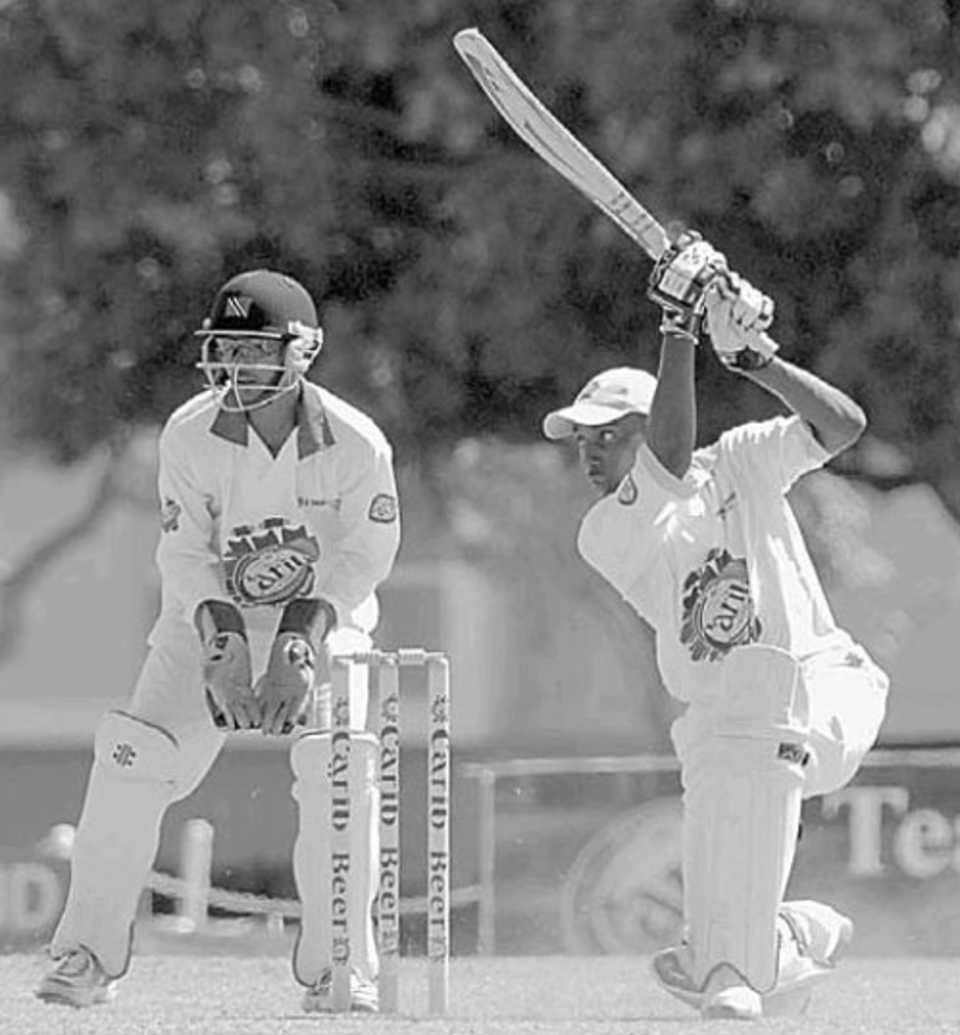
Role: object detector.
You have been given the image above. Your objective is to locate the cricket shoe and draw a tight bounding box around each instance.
[652,904,854,1019]
[35,947,117,1008]
[701,966,762,1021]
[302,967,379,1013]
[771,901,854,1016]
[652,950,761,1019]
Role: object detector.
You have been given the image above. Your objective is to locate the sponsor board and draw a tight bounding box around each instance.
[0,850,69,951]
[466,750,960,955]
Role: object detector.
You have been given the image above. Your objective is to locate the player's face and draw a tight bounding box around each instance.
[573,415,647,495]
[214,337,286,401]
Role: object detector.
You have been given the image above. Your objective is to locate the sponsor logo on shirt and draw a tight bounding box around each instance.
[223,518,320,607]
[160,497,181,533]
[680,547,762,662]
[368,493,398,523]
[297,496,341,511]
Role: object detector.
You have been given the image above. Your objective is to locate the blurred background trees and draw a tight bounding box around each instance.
[2,0,960,505]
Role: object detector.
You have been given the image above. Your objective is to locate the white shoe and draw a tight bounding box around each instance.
[701,965,762,1021]
[766,905,854,1017]
[652,907,854,1018]
[653,952,762,1019]
[35,947,117,1008]
[652,945,702,1011]
[302,967,379,1013]
[779,901,854,968]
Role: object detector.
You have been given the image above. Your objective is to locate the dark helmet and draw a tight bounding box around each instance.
[196,269,320,340]
[194,270,324,411]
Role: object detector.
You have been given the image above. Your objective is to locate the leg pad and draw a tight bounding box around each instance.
[679,646,810,993]
[50,712,179,977]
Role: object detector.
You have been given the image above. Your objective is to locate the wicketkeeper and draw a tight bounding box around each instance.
[542,233,889,1020]
[36,270,401,1014]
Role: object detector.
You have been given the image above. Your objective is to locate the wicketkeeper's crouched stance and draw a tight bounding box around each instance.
[543,234,889,1020]
[35,270,401,1014]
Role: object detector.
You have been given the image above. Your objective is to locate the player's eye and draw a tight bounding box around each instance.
[215,339,280,362]
[598,428,617,444]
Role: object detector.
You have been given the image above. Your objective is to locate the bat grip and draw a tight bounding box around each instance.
[756,332,779,360]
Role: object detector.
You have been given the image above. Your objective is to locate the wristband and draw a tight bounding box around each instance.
[659,308,701,345]
[720,348,774,373]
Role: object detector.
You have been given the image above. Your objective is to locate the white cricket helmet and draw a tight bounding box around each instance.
[194,269,324,412]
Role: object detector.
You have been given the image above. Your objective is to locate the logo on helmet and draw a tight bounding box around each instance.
[223,295,254,320]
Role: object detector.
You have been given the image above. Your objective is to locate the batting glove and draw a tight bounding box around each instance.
[648,229,729,343]
[704,273,778,372]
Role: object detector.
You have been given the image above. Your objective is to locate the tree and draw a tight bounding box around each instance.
[1,0,959,512]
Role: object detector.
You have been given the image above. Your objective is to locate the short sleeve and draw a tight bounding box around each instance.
[717,416,831,493]
[577,442,686,599]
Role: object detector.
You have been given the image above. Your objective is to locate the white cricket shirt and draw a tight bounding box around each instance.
[150,382,400,647]
[578,416,855,703]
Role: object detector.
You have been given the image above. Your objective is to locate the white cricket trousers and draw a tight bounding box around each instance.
[671,643,889,800]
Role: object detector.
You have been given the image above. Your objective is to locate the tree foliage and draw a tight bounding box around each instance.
[2,0,960,505]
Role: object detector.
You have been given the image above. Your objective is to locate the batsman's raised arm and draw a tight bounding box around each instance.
[644,230,777,480]
[645,325,697,480]
[704,290,867,457]
[739,357,866,457]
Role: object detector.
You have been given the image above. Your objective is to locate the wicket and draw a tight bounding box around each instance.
[329,648,451,1015]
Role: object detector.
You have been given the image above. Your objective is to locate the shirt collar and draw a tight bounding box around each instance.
[209,385,335,458]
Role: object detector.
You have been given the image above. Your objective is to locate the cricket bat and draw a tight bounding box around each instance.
[453,27,670,261]
[453,27,778,355]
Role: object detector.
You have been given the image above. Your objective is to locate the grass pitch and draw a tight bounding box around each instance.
[3,954,960,1035]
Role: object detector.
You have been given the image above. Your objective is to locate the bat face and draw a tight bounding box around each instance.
[453,28,778,354]
[453,28,669,260]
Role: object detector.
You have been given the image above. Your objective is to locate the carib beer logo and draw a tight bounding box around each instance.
[223,518,320,608]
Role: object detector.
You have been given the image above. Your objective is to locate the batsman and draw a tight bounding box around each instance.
[543,234,889,1020]
[35,270,400,1013]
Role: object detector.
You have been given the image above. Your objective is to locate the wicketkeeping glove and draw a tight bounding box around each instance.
[704,273,778,372]
[256,633,330,735]
[194,600,259,730]
[255,597,337,735]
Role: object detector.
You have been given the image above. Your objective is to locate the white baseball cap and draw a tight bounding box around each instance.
[542,367,658,440]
